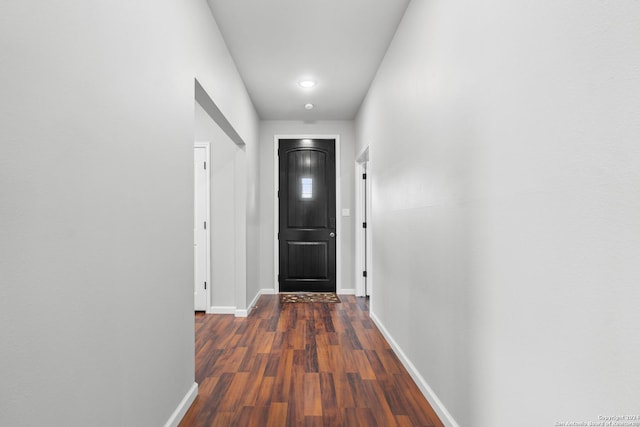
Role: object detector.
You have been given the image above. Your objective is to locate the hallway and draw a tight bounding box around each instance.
[180,295,443,426]
[3,1,640,425]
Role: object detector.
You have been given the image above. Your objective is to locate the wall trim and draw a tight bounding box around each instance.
[164,382,198,427]
[369,312,460,427]
[208,289,277,318]
[235,308,249,317]
[339,289,356,295]
[243,288,277,317]
[194,142,211,312]
[252,288,276,307]
[273,134,342,293]
[354,145,372,297]
[207,306,236,315]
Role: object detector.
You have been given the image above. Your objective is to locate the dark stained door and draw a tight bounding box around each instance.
[279,138,336,292]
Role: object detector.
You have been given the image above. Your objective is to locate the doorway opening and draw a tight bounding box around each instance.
[194,80,247,315]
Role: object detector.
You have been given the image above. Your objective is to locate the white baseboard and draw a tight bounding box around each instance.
[338,288,356,295]
[164,382,198,427]
[242,288,276,317]
[236,288,277,317]
[207,306,236,315]
[369,312,459,427]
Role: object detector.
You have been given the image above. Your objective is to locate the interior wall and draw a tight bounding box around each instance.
[234,149,248,311]
[245,140,260,308]
[258,120,356,295]
[356,0,640,426]
[0,1,258,425]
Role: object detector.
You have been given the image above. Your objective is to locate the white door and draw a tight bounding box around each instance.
[194,144,210,311]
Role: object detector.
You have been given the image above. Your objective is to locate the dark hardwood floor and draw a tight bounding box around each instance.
[179,295,444,427]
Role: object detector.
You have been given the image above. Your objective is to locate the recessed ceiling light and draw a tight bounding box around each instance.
[304,103,314,110]
[298,80,316,89]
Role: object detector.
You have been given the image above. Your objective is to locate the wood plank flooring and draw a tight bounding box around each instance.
[179,295,444,427]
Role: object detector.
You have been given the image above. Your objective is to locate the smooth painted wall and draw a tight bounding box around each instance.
[356,0,640,425]
[0,1,257,425]
[258,121,356,295]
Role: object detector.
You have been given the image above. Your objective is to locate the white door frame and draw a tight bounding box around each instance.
[273,134,342,293]
[355,146,372,297]
[194,142,211,311]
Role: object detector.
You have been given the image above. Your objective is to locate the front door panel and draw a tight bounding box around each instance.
[279,139,336,292]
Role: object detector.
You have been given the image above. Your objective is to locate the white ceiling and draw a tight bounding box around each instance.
[206,0,411,121]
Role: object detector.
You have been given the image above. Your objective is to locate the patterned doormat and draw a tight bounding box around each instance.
[279,293,341,303]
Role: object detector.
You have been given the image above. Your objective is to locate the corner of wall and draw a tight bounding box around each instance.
[369,312,460,427]
[164,383,198,427]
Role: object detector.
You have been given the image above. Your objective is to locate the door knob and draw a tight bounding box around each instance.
[329,232,336,238]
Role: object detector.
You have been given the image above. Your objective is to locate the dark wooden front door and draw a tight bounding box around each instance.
[278,138,336,292]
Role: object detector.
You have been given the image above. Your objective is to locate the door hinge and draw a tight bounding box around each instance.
[362,222,367,228]
[204,281,207,290]
[277,190,279,198]
[204,161,207,170]
[277,232,280,240]
[362,271,367,278]
[204,221,207,230]
[362,173,367,179]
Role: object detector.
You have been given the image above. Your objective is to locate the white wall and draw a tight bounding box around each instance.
[0,1,257,425]
[245,140,260,309]
[258,121,356,295]
[357,0,640,426]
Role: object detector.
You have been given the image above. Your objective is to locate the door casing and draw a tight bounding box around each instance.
[273,134,342,293]
[194,142,211,311]
[355,146,372,297]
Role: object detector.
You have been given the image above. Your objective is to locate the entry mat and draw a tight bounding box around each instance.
[279,293,341,303]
